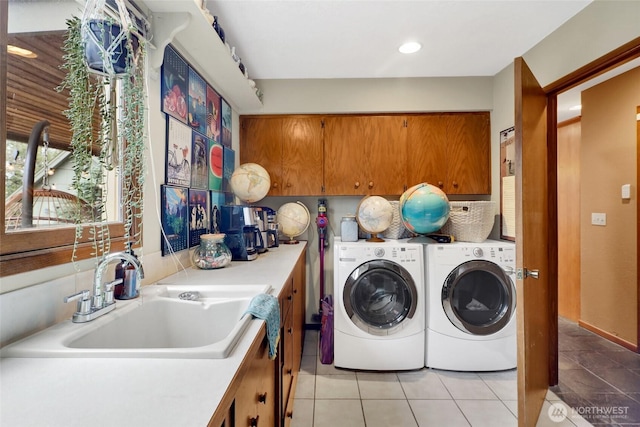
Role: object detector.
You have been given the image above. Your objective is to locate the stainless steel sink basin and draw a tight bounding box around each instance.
[1,284,272,359]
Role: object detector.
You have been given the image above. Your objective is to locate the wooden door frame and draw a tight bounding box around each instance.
[542,36,640,385]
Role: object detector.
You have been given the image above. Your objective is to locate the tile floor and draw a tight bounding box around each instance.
[291,328,591,427]
[551,316,640,426]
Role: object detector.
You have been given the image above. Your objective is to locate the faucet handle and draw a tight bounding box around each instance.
[64,290,91,315]
[103,279,123,305]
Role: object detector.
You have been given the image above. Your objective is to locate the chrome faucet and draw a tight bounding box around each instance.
[64,251,145,323]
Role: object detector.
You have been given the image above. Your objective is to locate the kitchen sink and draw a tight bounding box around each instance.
[1,284,272,359]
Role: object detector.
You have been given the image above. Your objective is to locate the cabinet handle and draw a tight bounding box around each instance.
[368,181,374,189]
[437,181,444,188]
[293,288,298,294]
[249,415,259,427]
[452,181,459,188]
[354,181,360,188]
[286,182,292,187]
[286,411,294,419]
[272,182,279,188]
[287,369,293,375]
[287,294,292,301]
[258,392,267,404]
[287,328,293,334]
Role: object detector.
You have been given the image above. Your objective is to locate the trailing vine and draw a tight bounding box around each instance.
[58,13,147,264]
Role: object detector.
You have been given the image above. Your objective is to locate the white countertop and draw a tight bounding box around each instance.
[0,243,306,427]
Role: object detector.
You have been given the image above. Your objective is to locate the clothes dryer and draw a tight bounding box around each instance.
[425,240,516,371]
[334,239,425,370]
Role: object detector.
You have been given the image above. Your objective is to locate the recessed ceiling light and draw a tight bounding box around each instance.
[399,42,421,54]
[7,45,37,59]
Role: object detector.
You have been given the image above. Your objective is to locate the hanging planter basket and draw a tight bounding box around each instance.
[81,0,141,76]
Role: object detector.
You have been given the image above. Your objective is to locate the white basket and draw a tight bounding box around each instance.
[440,201,496,243]
[382,201,411,239]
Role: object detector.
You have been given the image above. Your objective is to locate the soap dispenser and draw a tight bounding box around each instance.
[114,245,140,300]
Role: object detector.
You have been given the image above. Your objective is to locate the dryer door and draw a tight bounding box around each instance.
[343,260,418,336]
[442,260,515,335]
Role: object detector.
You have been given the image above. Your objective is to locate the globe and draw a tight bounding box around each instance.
[277,201,311,244]
[229,163,271,204]
[356,196,394,242]
[399,183,450,235]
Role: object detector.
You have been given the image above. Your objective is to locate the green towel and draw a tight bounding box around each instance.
[245,293,280,359]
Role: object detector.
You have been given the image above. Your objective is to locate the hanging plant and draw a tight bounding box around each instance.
[58,0,147,264]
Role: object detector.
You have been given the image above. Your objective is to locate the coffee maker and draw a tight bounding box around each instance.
[219,206,264,261]
[254,207,278,249]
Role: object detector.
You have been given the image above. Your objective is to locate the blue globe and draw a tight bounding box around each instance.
[399,183,450,235]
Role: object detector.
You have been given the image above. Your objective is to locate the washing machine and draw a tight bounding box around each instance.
[425,240,516,371]
[334,239,425,370]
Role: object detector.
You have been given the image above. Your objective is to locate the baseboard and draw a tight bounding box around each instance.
[578,320,638,352]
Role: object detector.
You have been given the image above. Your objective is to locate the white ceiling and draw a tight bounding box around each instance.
[206,0,593,80]
[205,0,639,122]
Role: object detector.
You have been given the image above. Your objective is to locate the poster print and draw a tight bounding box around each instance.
[500,127,516,241]
[222,146,235,194]
[209,139,223,191]
[166,116,192,187]
[161,185,189,256]
[206,85,221,142]
[221,98,232,148]
[191,131,209,189]
[189,189,210,247]
[161,45,188,124]
[188,68,207,135]
[210,190,225,233]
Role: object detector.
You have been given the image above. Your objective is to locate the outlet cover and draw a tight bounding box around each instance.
[591,213,606,226]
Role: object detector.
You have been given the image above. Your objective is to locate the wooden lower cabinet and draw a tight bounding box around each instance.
[234,335,276,427]
[212,249,307,427]
[278,249,306,427]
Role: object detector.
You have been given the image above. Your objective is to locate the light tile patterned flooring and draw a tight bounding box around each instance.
[291,330,592,427]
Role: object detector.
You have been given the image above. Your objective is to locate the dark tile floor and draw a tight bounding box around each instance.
[552,317,640,426]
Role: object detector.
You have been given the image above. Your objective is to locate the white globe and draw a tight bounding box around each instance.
[230,163,270,203]
[277,202,310,244]
[356,196,394,241]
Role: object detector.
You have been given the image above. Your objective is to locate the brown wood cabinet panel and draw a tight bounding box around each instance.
[234,335,275,427]
[240,116,323,196]
[406,115,448,189]
[406,112,490,194]
[445,113,491,194]
[281,118,323,196]
[240,117,283,194]
[324,115,407,195]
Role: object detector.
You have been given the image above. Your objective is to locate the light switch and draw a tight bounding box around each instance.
[591,213,606,226]
[622,184,631,199]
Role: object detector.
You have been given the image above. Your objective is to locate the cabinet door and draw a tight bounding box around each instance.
[445,113,490,194]
[281,117,324,196]
[291,252,306,373]
[406,113,490,195]
[240,117,284,195]
[406,115,449,191]
[324,116,407,195]
[235,336,274,427]
[323,116,368,195]
[365,116,407,195]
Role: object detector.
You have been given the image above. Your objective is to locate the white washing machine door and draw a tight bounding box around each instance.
[442,260,515,336]
[343,259,418,336]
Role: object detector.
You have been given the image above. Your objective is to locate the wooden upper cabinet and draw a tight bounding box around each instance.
[324,115,407,196]
[406,112,490,195]
[240,116,323,196]
[240,117,283,194]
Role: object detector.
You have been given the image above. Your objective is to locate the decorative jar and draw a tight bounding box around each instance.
[192,233,232,269]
